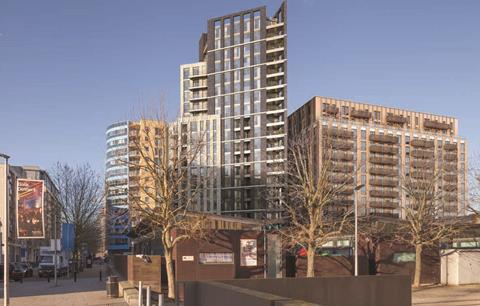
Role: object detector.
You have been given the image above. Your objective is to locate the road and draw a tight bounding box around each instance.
[413,284,480,306]
[0,264,127,306]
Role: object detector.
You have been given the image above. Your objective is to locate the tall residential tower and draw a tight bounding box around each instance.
[105,122,130,253]
[180,2,288,219]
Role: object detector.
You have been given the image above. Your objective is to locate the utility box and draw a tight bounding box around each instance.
[106,276,119,298]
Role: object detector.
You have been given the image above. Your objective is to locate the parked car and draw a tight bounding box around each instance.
[15,262,33,277]
[0,264,24,282]
[10,264,24,282]
[38,265,54,278]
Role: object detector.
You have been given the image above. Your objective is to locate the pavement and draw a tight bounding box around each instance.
[13,265,480,306]
[0,264,127,306]
[413,284,480,306]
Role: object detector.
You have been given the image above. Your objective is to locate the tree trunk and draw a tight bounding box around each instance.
[413,244,423,288]
[306,247,315,278]
[164,247,176,300]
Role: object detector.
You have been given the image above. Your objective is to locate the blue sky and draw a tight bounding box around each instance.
[1,0,479,173]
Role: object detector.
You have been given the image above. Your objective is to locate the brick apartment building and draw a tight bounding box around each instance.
[288,96,468,219]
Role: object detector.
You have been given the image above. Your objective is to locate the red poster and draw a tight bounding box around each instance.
[16,179,45,239]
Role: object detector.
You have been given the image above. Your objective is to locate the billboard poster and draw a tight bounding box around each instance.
[16,179,45,239]
[240,239,257,267]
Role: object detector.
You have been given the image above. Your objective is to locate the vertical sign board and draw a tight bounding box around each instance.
[62,223,75,252]
[240,239,258,267]
[16,179,45,239]
[0,163,7,256]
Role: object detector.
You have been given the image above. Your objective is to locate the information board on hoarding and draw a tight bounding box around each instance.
[199,252,234,264]
[240,239,257,266]
[16,179,45,239]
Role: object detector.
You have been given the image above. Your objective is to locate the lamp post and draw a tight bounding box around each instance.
[1,153,10,306]
[354,184,365,277]
[54,205,58,286]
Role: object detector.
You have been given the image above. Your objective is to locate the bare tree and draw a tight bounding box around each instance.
[51,163,104,259]
[280,127,355,277]
[357,217,395,275]
[399,171,458,287]
[468,155,480,214]
[126,114,206,299]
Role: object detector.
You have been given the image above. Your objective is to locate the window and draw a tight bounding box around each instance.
[254,11,261,30]
[224,142,231,153]
[244,44,251,66]
[234,70,241,82]
[224,118,232,130]
[224,19,231,36]
[234,16,240,33]
[244,14,251,32]
[244,68,251,90]
[183,68,190,79]
[244,93,251,115]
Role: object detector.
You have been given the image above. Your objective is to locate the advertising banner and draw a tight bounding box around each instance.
[240,239,258,266]
[62,223,75,252]
[16,179,45,239]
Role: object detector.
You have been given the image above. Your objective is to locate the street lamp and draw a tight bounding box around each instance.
[354,183,365,277]
[0,153,10,306]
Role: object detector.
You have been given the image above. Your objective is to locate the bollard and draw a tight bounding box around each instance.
[146,286,151,306]
[138,281,143,306]
[158,294,163,306]
[47,275,50,283]
[74,271,77,282]
[99,270,102,281]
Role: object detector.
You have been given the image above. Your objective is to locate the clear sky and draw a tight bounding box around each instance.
[1,0,479,174]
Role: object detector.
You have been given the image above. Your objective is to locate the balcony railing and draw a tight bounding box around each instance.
[370,189,399,198]
[411,160,435,169]
[327,174,354,184]
[443,164,458,172]
[322,129,354,139]
[370,134,398,144]
[424,119,451,130]
[444,143,458,151]
[386,114,407,124]
[369,144,397,155]
[370,179,399,187]
[443,184,457,192]
[370,212,399,218]
[369,156,398,166]
[338,188,354,195]
[369,167,397,177]
[411,150,435,159]
[331,164,355,173]
[323,105,339,115]
[444,154,458,162]
[410,139,435,148]
[331,152,354,162]
[370,201,398,209]
[350,109,371,119]
[330,140,354,151]
[409,171,434,180]
[443,174,457,182]
[331,199,355,206]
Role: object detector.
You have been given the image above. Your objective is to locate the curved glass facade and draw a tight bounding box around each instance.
[105,121,130,252]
